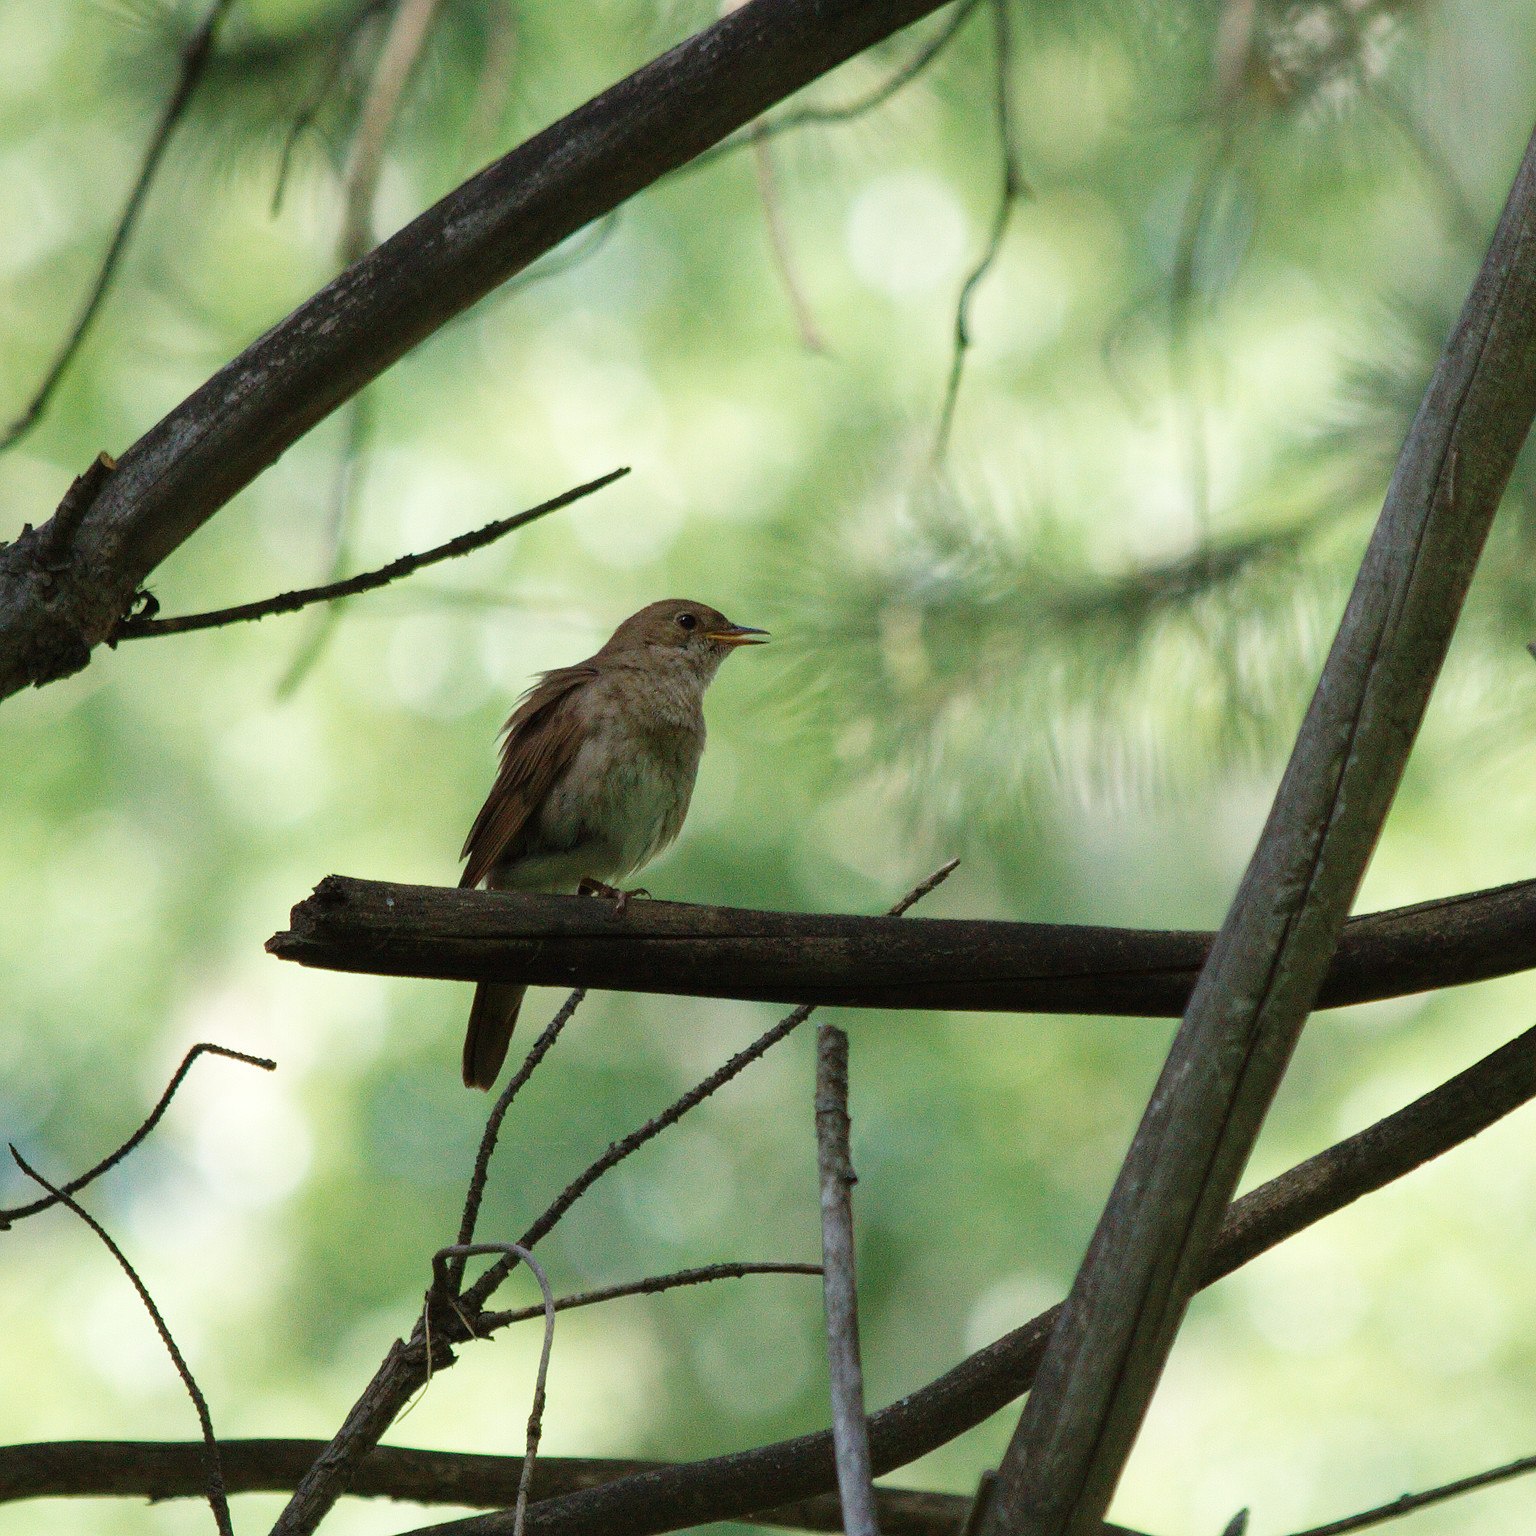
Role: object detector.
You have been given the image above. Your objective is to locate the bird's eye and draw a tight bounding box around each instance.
[675,612,697,631]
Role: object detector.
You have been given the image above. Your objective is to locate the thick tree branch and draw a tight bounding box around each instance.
[985,119,1536,1536]
[267,872,1536,1016]
[0,0,953,701]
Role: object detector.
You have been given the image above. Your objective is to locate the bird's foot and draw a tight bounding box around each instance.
[578,877,651,916]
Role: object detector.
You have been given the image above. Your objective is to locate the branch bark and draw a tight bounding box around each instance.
[266,872,1536,1016]
[982,119,1536,1536]
[0,0,951,701]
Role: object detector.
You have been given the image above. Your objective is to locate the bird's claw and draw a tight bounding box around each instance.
[578,878,650,916]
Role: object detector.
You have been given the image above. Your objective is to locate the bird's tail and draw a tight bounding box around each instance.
[462,982,526,1090]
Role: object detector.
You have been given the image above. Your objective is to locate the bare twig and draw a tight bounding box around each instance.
[113,469,627,640]
[460,859,960,1314]
[32,453,118,570]
[0,1043,274,1229]
[932,0,1024,467]
[432,1244,556,1536]
[479,1260,822,1332]
[751,127,827,352]
[453,988,590,1289]
[0,0,238,451]
[815,1025,879,1536]
[10,1151,234,1536]
[1284,1449,1536,1536]
[690,0,984,172]
[341,0,449,266]
[271,0,393,216]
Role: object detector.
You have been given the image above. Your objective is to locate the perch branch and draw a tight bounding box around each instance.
[268,871,1536,1017]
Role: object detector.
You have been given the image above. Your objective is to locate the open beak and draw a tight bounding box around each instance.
[707,624,770,647]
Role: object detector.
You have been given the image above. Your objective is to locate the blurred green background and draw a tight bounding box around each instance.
[4,0,1536,1531]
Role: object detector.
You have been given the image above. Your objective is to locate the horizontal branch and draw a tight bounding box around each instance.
[0,0,951,700]
[267,873,1536,1016]
[0,1442,1144,1536]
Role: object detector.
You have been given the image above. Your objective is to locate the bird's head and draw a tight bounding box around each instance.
[601,599,768,679]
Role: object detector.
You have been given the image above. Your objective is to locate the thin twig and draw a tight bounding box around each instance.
[271,0,393,216]
[113,469,627,640]
[689,0,984,173]
[932,0,1025,466]
[460,859,959,1314]
[751,127,827,352]
[815,1024,879,1536]
[432,1244,556,1536]
[1283,1450,1536,1536]
[453,988,590,1290]
[0,1043,274,1229]
[0,0,238,451]
[479,1260,822,1331]
[10,1151,234,1536]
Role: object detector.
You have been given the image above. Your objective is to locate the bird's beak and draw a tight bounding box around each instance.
[707,624,770,646]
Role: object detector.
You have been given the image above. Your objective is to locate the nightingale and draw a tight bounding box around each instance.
[458,599,769,1088]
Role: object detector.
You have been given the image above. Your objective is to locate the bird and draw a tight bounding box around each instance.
[457,599,769,1088]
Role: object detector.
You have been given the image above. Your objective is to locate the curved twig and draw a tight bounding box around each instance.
[0,1042,274,1229]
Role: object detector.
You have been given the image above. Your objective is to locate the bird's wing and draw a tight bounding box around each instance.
[459,665,598,889]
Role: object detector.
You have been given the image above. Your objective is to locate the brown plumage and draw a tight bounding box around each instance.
[458,599,768,1088]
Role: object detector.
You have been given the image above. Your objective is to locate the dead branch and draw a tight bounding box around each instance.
[478,1261,823,1333]
[1282,1447,1536,1536]
[0,0,237,451]
[113,469,626,640]
[0,1042,274,1229]
[0,0,955,702]
[10,1152,234,1536]
[452,989,590,1291]
[267,871,1536,1017]
[983,117,1536,1536]
[815,1025,879,1536]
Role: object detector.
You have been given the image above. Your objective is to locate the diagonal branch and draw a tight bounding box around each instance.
[981,117,1536,1536]
[267,871,1536,1017]
[0,0,956,702]
[113,469,626,640]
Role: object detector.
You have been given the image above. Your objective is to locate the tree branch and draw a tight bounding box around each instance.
[983,118,1536,1536]
[267,871,1536,1016]
[0,0,954,701]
